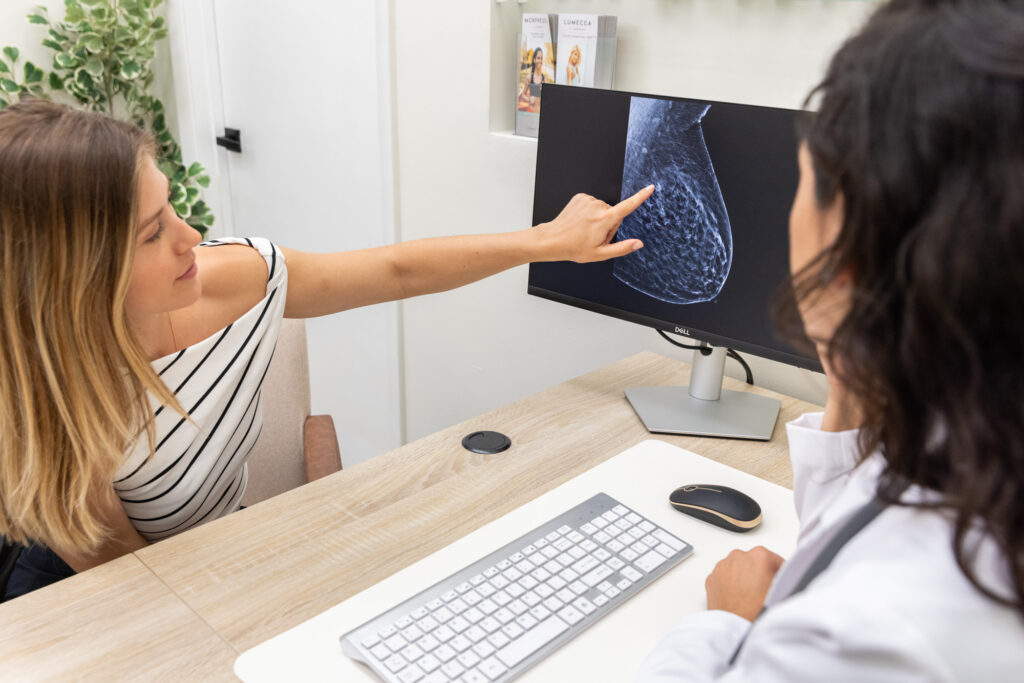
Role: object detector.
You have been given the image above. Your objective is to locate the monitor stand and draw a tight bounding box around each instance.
[625,345,780,440]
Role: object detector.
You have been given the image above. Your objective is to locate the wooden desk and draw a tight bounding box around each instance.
[0,352,819,679]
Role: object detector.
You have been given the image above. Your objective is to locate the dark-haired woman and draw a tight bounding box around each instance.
[638,0,1024,679]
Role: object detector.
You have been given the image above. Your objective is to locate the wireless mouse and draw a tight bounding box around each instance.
[669,484,762,532]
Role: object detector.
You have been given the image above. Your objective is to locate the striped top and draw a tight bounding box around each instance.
[114,237,287,541]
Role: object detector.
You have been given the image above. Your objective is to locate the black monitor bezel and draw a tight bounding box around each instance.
[527,84,823,374]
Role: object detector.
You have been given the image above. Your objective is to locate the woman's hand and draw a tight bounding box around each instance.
[532,185,653,263]
[705,546,784,622]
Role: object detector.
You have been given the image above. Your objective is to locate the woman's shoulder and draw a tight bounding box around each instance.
[192,237,283,329]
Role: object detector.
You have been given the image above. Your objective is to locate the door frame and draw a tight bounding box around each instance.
[166,0,235,238]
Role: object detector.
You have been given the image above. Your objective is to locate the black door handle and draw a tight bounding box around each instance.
[216,128,241,153]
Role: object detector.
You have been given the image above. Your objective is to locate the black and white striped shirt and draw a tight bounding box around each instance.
[114,237,286,541]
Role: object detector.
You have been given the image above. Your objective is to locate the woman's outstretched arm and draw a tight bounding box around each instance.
[281,186,653,318]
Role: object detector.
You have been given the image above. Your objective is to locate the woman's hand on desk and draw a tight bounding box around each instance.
[705,546,784,622]
[532,185,653,263]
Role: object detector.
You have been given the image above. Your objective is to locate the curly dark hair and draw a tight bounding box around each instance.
[781,0,1024,615]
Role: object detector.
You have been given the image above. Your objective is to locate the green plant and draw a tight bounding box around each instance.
[0,0,214,234]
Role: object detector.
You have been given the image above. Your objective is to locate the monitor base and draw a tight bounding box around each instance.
[625,385,781,441]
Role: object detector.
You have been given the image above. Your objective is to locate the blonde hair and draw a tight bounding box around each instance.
[0,99,184,554]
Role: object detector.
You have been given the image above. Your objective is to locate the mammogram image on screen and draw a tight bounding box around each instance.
[614,97,733,304]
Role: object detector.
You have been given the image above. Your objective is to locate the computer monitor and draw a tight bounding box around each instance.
[528,85,820,440]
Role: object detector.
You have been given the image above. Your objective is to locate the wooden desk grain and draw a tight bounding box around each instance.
[137,352,818,653]
[0,553,238,681]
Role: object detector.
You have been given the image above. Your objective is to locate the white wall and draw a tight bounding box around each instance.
[393,0,877,442]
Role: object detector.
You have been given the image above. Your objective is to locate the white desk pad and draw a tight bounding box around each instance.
[235,439,799,682]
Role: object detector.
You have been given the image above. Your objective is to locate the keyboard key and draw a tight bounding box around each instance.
[463,591,482,606]
[558,605,584,625]
[449,598,469,614]
[384,654,406,673]
[386,634,407,651]
[473,640,496,658]
[434,606,454,623]
[470,574,486,586]
[397,615,415,629]
[464,625,487,643]
[501,622,525,640]
[480,616,501,633]
[601,511,619,523]
[478,599,498,614]
[621,566,643,582]
[417,634,440,652]
[418,654,441,673]
[556,525,571,535]
[434,644,456,662]
[442,590,458,602]
[448,616,470,633]
[507,599,528,615]
[607,557,625,571]
[370,643,390,660]
[580,523,598,535]
[478,656,508,680]
[591,517,608,528]
[379,624,398,639]
[639,520,655,532]
[613,505,629,515]
[426,599,443,611]
[573,597,596,615]
[400,644,424,662]
[635,551,668,573]
[653,529,686,552]
[529,605,551,621]
[493,607,515,624]
[463,607,484,624]
[433,625,455,643]
[617,578,632,591]
[440,660,464,678]
[656,543,676,558]
[496,617,569,668]
[487,631,510,649]
[398,664,424,682]
[456,582,472,594]
[582,565,613,587]
[361,633,381,649]
[594,531,611,544]
[450,634,472,652]
[515,613,538,630]
[402,625,424,642]
[593,594,609,607]
[418,616,439,632]
[626,512,642,524]
[462,670,487,683]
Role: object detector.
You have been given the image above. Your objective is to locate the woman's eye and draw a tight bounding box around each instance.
[147,222,165,243]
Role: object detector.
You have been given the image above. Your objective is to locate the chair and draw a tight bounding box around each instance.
[241,318,342,506]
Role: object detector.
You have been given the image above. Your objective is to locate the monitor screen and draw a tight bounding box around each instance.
[528,85,821,372]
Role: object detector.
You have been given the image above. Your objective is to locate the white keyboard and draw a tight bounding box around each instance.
[340,492,693,682]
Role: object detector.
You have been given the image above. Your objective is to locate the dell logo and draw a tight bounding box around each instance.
[674,327,691,336]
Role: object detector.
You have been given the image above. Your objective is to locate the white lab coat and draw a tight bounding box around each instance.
[635,413,1024,682]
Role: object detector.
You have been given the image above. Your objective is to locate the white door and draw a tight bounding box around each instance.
[168,0,402,466]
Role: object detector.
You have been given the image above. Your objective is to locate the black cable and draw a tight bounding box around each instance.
[656,329,754,385]
[727,349,754,385]
[657,329,711,354]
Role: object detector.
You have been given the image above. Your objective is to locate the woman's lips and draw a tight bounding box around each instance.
[177,261,198,280]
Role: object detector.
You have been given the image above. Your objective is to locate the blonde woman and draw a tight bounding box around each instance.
[566,45,582,86]
[0,99,653,600]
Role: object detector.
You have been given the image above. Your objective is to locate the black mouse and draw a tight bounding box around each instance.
[669,484,762,532]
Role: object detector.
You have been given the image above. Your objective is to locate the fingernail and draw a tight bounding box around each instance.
[633,241,643,251]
